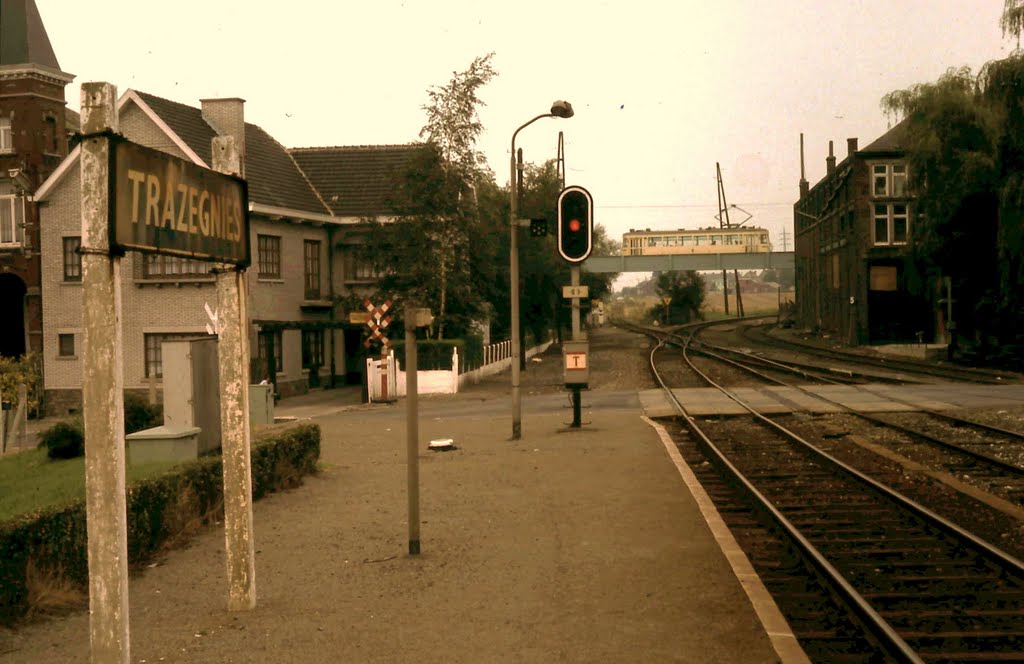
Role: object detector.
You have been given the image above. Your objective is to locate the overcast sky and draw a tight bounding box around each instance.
[40,1,1016,285]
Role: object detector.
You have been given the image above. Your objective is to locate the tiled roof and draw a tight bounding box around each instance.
[131,91,330,217]
[246,125,331,215]
[133,91,217,165]
[289,144,428,217]
[0,0,61,70]
[859,118,910,155]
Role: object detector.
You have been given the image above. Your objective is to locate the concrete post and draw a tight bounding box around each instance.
[80,81,130,664]
[213,136,257,611]
[570,265,582,341]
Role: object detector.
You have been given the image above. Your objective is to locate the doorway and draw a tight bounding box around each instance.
[0,273,26,357]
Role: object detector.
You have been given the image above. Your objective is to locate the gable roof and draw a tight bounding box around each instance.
[0,0,61,70]
[132,91,216,166]
[289,144,427,217]
[130,90,331,217]
[859,118,910,156]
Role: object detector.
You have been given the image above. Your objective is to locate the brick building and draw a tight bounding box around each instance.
[0,0,73,358]
[36,89,425,413]
[793,122,931,344]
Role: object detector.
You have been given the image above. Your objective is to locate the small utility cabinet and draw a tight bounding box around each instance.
[127,336,221,465]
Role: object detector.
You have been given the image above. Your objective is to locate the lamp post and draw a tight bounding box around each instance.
[510,100,573,440]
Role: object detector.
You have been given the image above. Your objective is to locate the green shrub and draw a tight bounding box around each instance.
[124,392,162,434]
[38,421,84,460]
[0,353,41,417]
[0,423,320,625]
[392,337,483,372]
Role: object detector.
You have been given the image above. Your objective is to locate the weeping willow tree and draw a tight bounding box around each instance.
[881,45,1024,354]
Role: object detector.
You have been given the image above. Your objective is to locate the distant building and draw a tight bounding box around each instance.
[794,124,929,344]
[0,0,74,358]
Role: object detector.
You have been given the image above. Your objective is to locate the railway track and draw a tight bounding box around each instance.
[646,323,1024,662]
[739,322,1020,385]
[693,330,1024,511]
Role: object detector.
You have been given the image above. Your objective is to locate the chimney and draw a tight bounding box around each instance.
[799,133,809,198]
[847,137,858,157]
[201,97,246,176]
[826,140,836,175]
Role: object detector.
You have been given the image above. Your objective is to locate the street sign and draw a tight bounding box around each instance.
[562,285,589,299]
[110,135,250,267]
[348,311,371,325]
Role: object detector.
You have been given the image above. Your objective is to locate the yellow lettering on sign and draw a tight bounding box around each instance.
[161,180,175,229]
[187,186,199,235]
[211,193,223,239]
[198,190,210,236]
[127,169,146,224]
[175,183,189,231]
[144,175,159,227]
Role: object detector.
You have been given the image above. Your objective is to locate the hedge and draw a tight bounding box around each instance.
[0,422,320,625]
[391,335,483,372]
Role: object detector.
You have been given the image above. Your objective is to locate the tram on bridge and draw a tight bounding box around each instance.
[622,226,771,257]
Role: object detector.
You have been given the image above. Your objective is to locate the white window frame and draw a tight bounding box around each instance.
[871,162,908,198]
[0,193,24,246]
[873,203,910,246]
[0,118,12,153]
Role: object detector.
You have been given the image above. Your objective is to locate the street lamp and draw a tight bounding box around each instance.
[510,100,573,440]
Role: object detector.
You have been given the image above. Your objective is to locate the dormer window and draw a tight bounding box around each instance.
[0,118,12,153]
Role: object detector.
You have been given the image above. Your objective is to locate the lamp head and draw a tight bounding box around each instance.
[550,100,574,119]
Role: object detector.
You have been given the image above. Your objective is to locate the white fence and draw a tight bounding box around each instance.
[366,337,553,402]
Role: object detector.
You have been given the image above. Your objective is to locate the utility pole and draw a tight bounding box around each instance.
[779,227,790,252]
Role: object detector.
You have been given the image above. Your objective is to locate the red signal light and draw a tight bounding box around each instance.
[557,186,593,263]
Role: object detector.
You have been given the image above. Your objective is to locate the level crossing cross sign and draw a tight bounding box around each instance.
[363,299,393,349]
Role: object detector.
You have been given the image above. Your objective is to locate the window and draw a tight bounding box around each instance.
[873,204,889,244]
[304,240,321,299]
[0,191,24,245]
[58,333,75,357]
[872,162,908,198]
[142,254,211,279]
[301,330,324,369]
[831,254,840,289]
[873,203,910,246]
[257,330,283,373]
[0,118,11,153]
[892,164,907,196]
[44,116,58,154]
[63,237,82,281]
[144,333,199,378]
[257,234,281,278]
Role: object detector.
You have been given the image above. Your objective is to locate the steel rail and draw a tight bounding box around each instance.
[740,323,1019,384]
[663,325,1024,575]
[694,336,1024,476]
[648,331,924,663]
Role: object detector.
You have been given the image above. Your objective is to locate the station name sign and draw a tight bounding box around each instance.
[111,136,250,267]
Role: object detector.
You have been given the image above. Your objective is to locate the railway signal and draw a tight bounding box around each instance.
[529,218,547,237]
[557,185,593,263]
